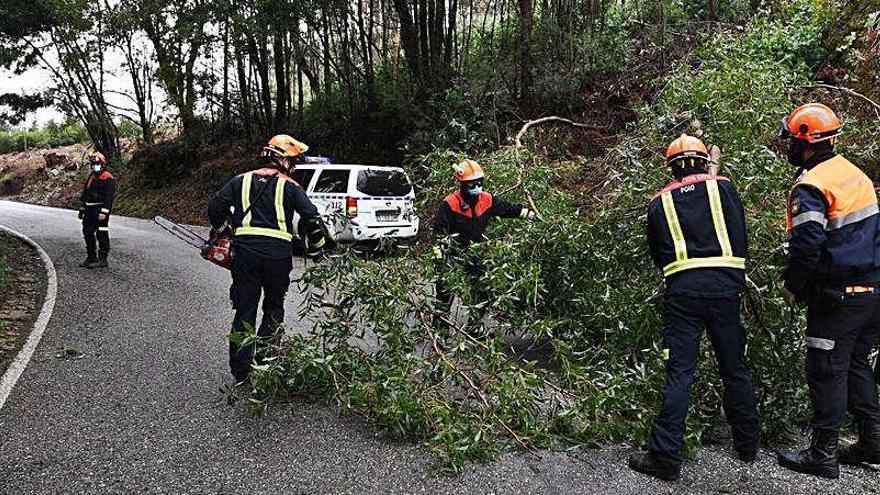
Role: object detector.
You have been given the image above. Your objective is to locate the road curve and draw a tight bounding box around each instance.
[1,200,878,495]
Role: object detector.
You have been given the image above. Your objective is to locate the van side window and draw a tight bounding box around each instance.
[290,169,316,189]
[313,170,350,193]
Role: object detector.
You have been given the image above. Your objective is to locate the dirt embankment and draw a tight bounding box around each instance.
[0,138,231,225]
[0,143,95,210]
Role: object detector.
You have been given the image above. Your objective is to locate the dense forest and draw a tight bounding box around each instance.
[3,0,880,474]
[2,0,836,164]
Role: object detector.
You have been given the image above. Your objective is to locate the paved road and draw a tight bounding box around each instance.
[1,200,879,495]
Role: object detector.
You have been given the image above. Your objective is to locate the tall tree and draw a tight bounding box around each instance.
[0,0,119,157]
[131,0,211,135]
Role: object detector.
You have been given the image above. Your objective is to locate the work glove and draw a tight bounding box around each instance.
[520,208,539,221]
[98,214,108,222]
[779,282,798,306]
[78,208,84,220]
[432,246,444,262]
[305,235,327,260]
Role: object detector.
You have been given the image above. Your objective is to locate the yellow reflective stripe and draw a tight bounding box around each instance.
[663,256,745,277]
[706,179,733,257]
[274,178,287,233]
[234,226,293,241]
[661,191,687,261]
[241,172,253,227]
[98,227,110,232]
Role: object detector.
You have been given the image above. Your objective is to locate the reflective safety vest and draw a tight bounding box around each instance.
[785,155,880,281]
[233,168,297,242]
[786,155,879,232]
[649,174,747,278]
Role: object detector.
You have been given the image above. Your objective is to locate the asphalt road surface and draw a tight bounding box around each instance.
[1,200,879,495]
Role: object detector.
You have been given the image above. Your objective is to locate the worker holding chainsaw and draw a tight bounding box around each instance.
[78,151,116,269]
[208,134,327,384]
[629,134,759,481]
[776,104,880,479]
[431,158,539,335]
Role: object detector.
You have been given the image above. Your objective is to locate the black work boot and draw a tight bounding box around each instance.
[839,421,880,466]
[79,256,97,268]
[736,448,758,463]
[777,429,840,479]
[89,255,108,269]
[628,451,681,481]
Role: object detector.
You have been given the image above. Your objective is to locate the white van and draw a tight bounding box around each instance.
[289,164,419,244]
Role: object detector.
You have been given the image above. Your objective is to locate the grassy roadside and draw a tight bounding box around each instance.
[0,232,42,375]
[0,235,12,291]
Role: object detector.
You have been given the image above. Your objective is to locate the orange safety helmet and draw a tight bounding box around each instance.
[453,159,485,182]
[780,103,842,143]
[665,134,709,167]
[89,151,106,165]
[263,134,309,157]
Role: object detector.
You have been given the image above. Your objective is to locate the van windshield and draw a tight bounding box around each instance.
[356,169,413,197]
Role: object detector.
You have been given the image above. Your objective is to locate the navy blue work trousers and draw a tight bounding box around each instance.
[228,246,292,381]
[647,293,760,462]
[805,290,880,434]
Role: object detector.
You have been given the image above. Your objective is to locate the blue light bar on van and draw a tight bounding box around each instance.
[303,156,331,164]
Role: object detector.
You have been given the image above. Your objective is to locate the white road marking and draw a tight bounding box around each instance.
[0,224,58,411]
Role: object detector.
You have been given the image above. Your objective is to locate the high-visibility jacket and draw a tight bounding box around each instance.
[783,152,880,298]
[647,172,747,296]
[208,166,321,259]
[79,170,116,217]
[433,190,525,246]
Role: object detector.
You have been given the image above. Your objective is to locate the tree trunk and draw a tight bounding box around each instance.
[273,31,288,132]
[518,0,535,104]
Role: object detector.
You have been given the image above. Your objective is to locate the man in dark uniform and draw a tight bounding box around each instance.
[629,134,760,481]
[777,104,880,479]
[432,158,538,332]
[78,151,116,269]
[208,134,327,383]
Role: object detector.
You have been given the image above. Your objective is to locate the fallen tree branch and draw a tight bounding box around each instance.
[423,319,540,456]
[514,116,602,149]
[797,83,880,118]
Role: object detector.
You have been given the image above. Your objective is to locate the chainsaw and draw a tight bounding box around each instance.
[154,216,232,269]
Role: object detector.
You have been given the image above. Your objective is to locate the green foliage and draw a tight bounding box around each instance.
[117,119,143,140]
[239,4,844,473]
[127,134,199,189]
[0,119,90,154]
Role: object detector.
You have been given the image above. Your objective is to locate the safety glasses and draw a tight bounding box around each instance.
[463,179,483,188]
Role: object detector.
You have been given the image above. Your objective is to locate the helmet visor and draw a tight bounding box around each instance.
[779,117,793,140]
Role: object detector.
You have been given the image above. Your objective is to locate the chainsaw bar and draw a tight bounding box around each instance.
[154,216,208,249]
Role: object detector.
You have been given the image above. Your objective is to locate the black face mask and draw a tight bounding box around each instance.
[786,139,807,168]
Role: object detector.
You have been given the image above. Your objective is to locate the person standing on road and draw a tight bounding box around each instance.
[78,151,116,269]
[208,134,327,384]
[629,134,760,481]
[431,158,538,335]
[776,103,880,479]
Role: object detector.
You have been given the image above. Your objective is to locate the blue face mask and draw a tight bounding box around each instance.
[468,185,483,196]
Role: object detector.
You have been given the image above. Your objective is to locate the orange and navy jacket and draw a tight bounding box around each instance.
[783,151,880,299]
[79,170,116,217]
[646,171,747,297]
[208,164,320,259]
[433,190,523,246]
